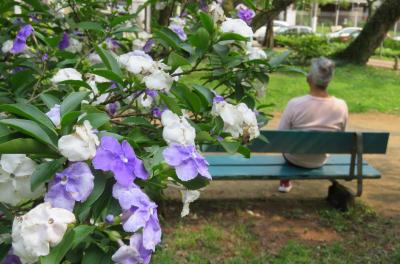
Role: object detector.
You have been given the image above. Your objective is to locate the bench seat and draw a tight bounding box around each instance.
[206,154,381,180]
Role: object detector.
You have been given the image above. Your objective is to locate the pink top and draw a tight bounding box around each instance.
[278,95,348,168]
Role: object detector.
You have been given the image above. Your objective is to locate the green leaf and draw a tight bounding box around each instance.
[159,93,182,115]
[242,0,257,10]
[168,52,190,71]
[0,104,56,133]
[154,28,182,50]
[60,92,88,117]
[71,225,96,249]
[95,46,123,77]
[0,243,11,261]
[61,111,81,134]
[82,245,113,264]
[40,229,75,264]
[237,145,251,158]
[0,138,59,156]
[268,51,290,68]
[189,27,209,52]
[219,32,249,42]
[0,119,57,149]
[220,140,240,154]
[172,84,202,113]
[92,69,124,85]
[76,21,103,32]
[123,116,153,127]
[31,158,66,191]
[199,12,215,35]
[193,84,213,106]
[112,26,139,34]
[40,93,60,109]
[59,80,92,90]
[80,113,110,129]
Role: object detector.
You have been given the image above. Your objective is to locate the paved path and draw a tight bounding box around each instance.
[367,58,397,69]
[167,113,400,218]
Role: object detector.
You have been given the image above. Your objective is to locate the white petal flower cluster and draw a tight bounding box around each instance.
[221,18,253,40]
[161,110,196,146]
[209,1,225,22]
[58,120,99,161]
[12,202,76,264]
[87,74,110,95]
[51,68,82,83]
[2,40,14,53]
[180,189,200,217]
[138,93,153,108]
[119,50,174,92]
[65,38,82,54]
[88,52,102,65]
[132,31,152,50]
[0,154,44,206]
[247,47,267,60]
[212,101,259,140]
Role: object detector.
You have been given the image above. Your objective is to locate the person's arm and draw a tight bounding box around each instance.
[278,102,293,130]
[341,102,349,131]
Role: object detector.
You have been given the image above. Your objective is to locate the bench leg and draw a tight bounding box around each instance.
[327,180,355,211]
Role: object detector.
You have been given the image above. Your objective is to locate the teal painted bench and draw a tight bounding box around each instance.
[204,130,389,201]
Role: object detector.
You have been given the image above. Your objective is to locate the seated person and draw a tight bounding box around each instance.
[278,57,348,193]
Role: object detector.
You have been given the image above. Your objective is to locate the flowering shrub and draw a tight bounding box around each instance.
[0,1,283,263]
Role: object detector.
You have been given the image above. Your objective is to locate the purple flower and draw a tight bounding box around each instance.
[145,89,158,98]
[213,95,224,104]
[106,37,119,50]
[41,53,49,62]
[29,14,40,23]
[217,136,224,142]
[2,250,22,264]
[11,24,34,54]
[200,0,209,12]
[46,104,61,127]
[143,39,154,53]
[237,7,255,24]
[106,102,120,116]
[163,144,211,181]
[151,107,164,118]
[92,136,149,186]
[105,214,114,224]
[169,24,187,41]
[12,66,26,74]
[112,233,152,264]
[113,184,162,251]
[58,32,70,50]
[44,162,94,211]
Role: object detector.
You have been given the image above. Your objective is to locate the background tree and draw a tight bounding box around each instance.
[335,0,400,64]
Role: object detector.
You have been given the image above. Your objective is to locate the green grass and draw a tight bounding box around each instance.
[153,201,400,263]
[263,65,400,114]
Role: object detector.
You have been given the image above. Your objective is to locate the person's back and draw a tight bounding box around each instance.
[278,57,348,192]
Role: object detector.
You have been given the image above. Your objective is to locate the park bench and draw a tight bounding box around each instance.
[204,130,389,210]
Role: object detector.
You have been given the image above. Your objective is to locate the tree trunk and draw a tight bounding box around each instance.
[263,18,274,48]
[366,0,374,19]
[251,0,296,31]
[334,0,400,65]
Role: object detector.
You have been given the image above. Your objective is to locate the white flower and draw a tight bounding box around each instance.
[170,16,186,27]
[58,120,99,161]
[87,74,110,96]
[221,18,253,39]
[2,40,14,53]
[65,38,82,54]
[247,47,267,60]
[236,103,260,140]
[0,154,44,206]
[143,70,173,91]
[180,190,200,218]
[212,101,243,138]
[155,1,167,10]
[46,104,61,128]
[138,93,153,108]
[88,53,102,65]
[161,110,196,146]
[51,68,83,83]
[12,202,76,264]
[209,1,225,22]
[119,50,155,74]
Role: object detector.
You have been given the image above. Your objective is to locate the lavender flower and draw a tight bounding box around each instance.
[12,66,26,74]
[237,6,255,24]
[106,102,120,116]
[58,32,70,50]
[151,107,164,118]
[41,53,49,62]
[11,24,34,54]
[92,136,149,186]
[105,214,114,224]
[112,233,152,264]
[113,183,162,250]
[46,104,61,127]
[163,144,211,181]
[143,39,154,53]
[145,89,158,98]
[2,250,22,264]
[200,0,209,12]
[44,162,94,211]
[169,24,187,41]
[213,95,224,104]
[106,37,119,50]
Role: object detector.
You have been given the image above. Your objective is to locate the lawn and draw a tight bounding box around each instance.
[262,65,400,114]
[153,200,400,263]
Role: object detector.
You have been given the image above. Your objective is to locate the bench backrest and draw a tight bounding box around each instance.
[206,130,389,154]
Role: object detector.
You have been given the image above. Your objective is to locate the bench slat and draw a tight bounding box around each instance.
[208,164,381,180]
[205,154,368,166]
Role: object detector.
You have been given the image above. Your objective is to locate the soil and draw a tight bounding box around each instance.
[165,112,400,219]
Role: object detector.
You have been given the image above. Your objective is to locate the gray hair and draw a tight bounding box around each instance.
[308,57,335,89]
